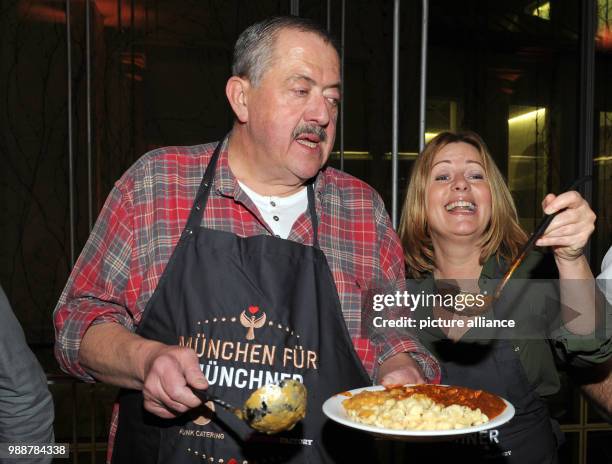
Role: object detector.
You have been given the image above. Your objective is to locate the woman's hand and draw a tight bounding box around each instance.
[536,191,596,262]
[378,352,426,386]
[537,191,597,335]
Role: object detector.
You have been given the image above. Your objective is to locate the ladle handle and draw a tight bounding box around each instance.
[191,388,238,413]
[493,175,592,299]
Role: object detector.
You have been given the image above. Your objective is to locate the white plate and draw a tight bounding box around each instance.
[322,385,515,439]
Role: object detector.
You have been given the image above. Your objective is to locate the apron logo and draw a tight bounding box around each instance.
[240,306,267,340]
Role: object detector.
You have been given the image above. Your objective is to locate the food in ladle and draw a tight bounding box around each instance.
[242,379,307,433]
[193,379,307,434]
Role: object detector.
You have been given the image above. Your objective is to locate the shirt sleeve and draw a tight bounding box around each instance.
[596,246,612,305]
[370,193,441,384]
[543,270,612,368]
[514,251,612,369]
[53,179,138,382]
[549,289,612,368]
[0,286,55,462]
[552,334,612,368]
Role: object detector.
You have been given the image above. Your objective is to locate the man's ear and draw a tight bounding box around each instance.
[226,76,250,123]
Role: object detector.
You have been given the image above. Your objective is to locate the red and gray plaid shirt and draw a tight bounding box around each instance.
[54,140,440,458]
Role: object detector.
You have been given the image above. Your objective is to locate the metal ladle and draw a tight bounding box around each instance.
[492,175,592,299]
[191,379,307,434]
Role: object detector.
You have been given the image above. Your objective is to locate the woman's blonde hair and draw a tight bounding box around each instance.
[398,131,527,278]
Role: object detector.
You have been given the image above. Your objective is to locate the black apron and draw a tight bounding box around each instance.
[408,282,559,463]
[112,139,375,464]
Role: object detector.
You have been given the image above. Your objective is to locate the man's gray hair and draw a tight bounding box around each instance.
[232,16,339,86]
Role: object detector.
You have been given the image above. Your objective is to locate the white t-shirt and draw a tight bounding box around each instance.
[598,246,612,305]
[238,181,308,239]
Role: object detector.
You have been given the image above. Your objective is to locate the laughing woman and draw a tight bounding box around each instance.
[398,131,611,463]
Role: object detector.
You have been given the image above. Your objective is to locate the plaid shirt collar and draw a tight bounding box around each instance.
[212,135,332,240]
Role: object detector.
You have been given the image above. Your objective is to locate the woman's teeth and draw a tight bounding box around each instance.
[445,201,476,211]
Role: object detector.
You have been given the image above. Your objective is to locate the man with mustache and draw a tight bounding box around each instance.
[54,16,439,463]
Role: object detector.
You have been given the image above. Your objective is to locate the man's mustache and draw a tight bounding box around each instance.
[292,124,327,143]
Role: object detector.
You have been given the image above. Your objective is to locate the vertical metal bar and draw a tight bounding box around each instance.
[155,0,159,39]
[391,0,400,229]
[290,0,299,16]
[66,0,75,267]
[450,101,458,131]
[90,384,96,463]
[534,107,541,232]
[72,381,78,464]
[578,394,587,464]
[326,0,331,31]
[86,0,93,231]
[340,0,345,172]
[578,0,596,261]
[130,0,135,159]
[118,0,122,32]
[145,0,149,33]
[419,0,429,152]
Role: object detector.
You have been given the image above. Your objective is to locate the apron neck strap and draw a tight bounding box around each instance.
[183,134,320,249]
[307,183,319,248]
[183,136,225,234]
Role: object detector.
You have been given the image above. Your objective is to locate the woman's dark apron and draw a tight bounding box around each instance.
[408,284,559,463]
[111,140,375,464]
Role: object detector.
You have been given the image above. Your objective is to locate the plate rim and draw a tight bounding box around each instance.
[322,384,516,437]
